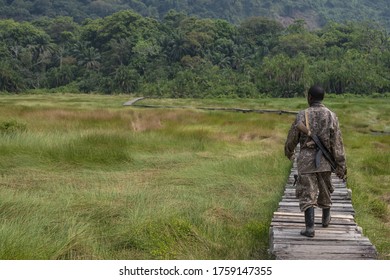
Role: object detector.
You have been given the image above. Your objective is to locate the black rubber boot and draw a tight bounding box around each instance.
[300,207,315,237]
[322,208,331,227]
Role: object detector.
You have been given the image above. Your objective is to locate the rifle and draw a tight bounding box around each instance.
[296,121,338,172]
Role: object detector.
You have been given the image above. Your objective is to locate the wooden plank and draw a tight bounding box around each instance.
[272,213,356,225]
[275,207,355,214]
[271,217,357,225]
[271,238,374,246]
[272,244,378,254]
[271,232,370,242]
[282,189,352,199]
[271,222,358,229]
[271,244,378,259]
[278,201,354,208]
[273,252,377,260]
[282,194,351,198]
[271,211,354,219]
[122,97,145,106]
[127,101,298,115]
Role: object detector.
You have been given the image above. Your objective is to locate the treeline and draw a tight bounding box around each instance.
[1,10,390,97]
[2,0,390,30]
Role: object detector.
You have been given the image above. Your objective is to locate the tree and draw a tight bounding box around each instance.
[161,30,189,62]
[274,32,324,57]
[46,64,76,88]
[0,61,24,92]
[32,16,79,45]
[238,16,284,48]
[81,10,160,50]
[112,65,141,94]
[72,42,101,71]
[259,53,310,97]
[104,38,133,67]
[0,19,51,47]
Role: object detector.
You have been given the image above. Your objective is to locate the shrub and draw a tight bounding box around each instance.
[0,120,27,134]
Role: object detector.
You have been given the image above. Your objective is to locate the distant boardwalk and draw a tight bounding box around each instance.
[269,146,378,260]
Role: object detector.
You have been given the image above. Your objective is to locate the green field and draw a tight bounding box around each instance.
[0,94,389,259]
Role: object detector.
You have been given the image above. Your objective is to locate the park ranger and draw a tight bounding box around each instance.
[284,85,347,237]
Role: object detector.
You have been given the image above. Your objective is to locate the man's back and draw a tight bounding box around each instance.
[285,98,346,176]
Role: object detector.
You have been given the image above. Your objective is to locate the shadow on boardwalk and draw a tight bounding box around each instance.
[269,147,378,260]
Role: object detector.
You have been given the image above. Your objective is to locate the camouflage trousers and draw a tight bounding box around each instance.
[295,172,333,212]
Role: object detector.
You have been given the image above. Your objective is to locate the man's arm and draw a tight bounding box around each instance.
[330,115,347,179]
[285,117,300,160]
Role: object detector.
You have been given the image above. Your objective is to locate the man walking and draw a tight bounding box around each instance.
[284,85,347,237]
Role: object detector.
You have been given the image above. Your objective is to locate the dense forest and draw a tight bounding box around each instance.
[0,8,390,96]
[1,0,390,30]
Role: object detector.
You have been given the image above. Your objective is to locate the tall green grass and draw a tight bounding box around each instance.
[0,94,389,259]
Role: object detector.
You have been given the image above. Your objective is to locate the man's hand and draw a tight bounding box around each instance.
[335,166,347,180]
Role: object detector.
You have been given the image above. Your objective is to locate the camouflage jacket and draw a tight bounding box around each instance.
[285,102,346,174]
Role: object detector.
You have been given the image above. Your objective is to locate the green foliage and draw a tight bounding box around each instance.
[0,61,24,92]
[0,19,51,46]
[1,1,390,31]
[0,119,27,135]
[259,53,310,97]
[0,7,390,96]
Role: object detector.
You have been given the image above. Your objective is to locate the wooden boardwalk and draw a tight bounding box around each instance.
[269,148,378,260]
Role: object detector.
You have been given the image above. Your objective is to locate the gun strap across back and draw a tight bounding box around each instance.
[305,109,310,135]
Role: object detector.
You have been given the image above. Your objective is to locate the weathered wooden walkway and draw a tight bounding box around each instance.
[269,147,378,260]
[123,97,298,115]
